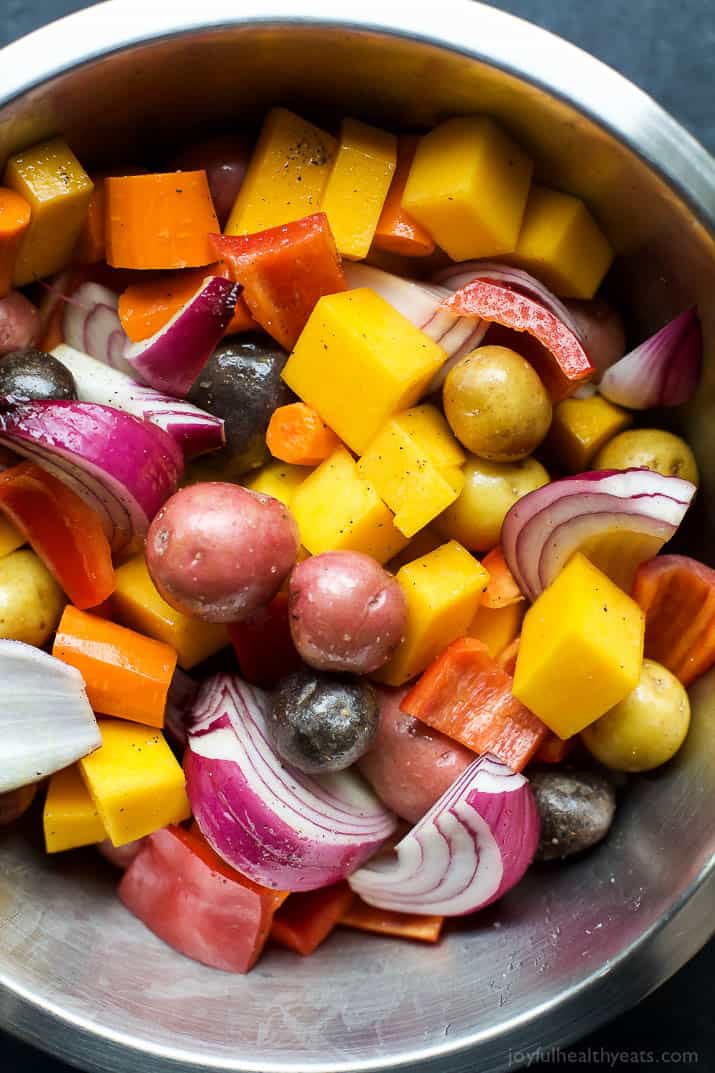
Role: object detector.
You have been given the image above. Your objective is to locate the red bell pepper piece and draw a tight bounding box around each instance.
[0,462,114,609]
[632,554,715,686]
[441,278,593,401]
[340,896,444,943]
[119,825,288,973]
[401,637,547,772]
[270,881,354,956]
[211,212,347,350]
[228,591,302,688]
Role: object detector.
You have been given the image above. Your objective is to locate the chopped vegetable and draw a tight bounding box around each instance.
[0,514,25,559]
[593,428,699,484]
[118,825,286,973]
[228,591,302,688]
[0,400,183,553]
[245,460,310,508]
[282,288,446,454]
[112,554,229,670]
[0,347,76,403]
[106,171,219,270]
[442,279,594,401]
[632,554,715,686]
[498,636,520,676]
[163,668,198,750]
[530,768,615,860]
[266,402,341,466]
[544,394,632,474]
[401,637,546,771]
[53,605,177,728]
[375,541,488,687]
[62,281,131,374]
[4,138,94,285]
[0,461,114,609]
[184,673,396,891]
[512,553,644,738]
[118,266,255,343]
[502,468,695,601]
[43,764,106,853]
[534,734,574,764]
[271,882,354,956]
[97,837,145,870]
[349,753,539,915]
[506,185,614,299]
[373,136,436,257]
[225,108,337,235]
[402,117,533,261]
[212,213,346,350]
[0,187,31,297]
[340,898,444,943]
[599,308,702,409]
[0,639,100,793]
[124,276,241,396]
[74,176,106,265]
[171,135,250,227]
[468,601,524,659]
[79,719,190,845]
[0,548,65,646]
[0,291,41,356]
[481,546,524,609]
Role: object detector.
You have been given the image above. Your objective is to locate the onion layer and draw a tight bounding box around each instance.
[185,674,397,891]
[348,753,539,916]
[599,308,702,409]
[63,282,135,376]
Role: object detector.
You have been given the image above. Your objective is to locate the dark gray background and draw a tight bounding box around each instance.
[0,1,713,1071]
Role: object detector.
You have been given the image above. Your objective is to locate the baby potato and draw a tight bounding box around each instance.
[434,454,549,551]
[581,659,690,772]
[0,549,64,646]
[594,428,699,484]
[530,768,616,861]
[443,345,552,461]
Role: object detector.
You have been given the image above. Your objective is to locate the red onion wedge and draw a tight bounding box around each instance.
[0,401,183,553]
[343,264,487,388]
[502,468,696,601]
[124,276,241,397]
[599,308,702,409]
[0,640,100,793]
[348,753,539,916]
[52,344,225,459]
[185,674,397,891]
[62,282,135,376]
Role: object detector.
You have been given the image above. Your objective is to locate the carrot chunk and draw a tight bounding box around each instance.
[0,187,31,297]
[266,402,341,466]
[373,136,436,258]
[340,896,443,943]
[270,882,354,956]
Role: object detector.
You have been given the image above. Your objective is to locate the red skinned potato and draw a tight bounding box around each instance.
[358,687,475,823]
[146,482,299,623]
[564,298,626,380]
[0,291,41,357]
[172,136,250,227]
[288,551,407,674]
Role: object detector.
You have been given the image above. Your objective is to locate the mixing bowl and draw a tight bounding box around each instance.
[0,3,714,1072]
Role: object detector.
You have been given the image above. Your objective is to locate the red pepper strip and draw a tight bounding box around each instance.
[270,881,354,956]
[441,279,594,401]
[0,461,114,609]
[632,553,715,687]
[228,591,303,689]
[401,637,547,772]
[340,896,444,943]
[211,212,347,350]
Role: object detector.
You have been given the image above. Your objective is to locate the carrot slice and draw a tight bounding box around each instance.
[0,187,31,298]
[373,136,436,258]
[74,176,106,265]
[266,402,341,466]
[481,546,525,609]
[632,553,715,686]
[106,171,219,270]
[270,882,354,956]
[401,636,547,771]
[52,605,177,728]
[340,896,443,943]
[0,462,114,609]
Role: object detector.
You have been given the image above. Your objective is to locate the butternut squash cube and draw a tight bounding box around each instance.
[321,118,397,260]
[358,405,465,537]
[291,446,407,564]
[402,117,533,261]
[282,288,446,453]
[79,719,191,846]
[225,108,337,235]
[468,601,524,659]
[112,555,229,670]
[508,185,614,299]
[245,460,310,507]
[4,137,94,285]
[545,394,632,473]
[44,765,106,853]
[512,553,644,738]
[375,541,489,686]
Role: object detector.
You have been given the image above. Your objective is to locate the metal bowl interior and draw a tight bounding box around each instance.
[0,4,714,1073]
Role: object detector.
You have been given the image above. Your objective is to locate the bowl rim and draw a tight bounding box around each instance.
[0,3,713,1072]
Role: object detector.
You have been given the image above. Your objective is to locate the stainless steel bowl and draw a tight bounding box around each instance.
[1,3,714,1072]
